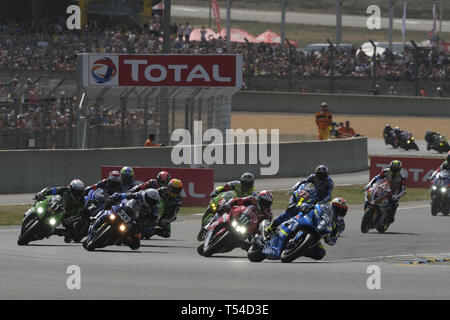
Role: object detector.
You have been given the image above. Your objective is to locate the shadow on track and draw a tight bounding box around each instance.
[92,248,170,254]
[367,231,421,236]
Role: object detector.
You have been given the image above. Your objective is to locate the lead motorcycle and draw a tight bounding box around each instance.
[18,195,66,245]
[197,204,268,257]
[430,170,450,216]
[361,178,394,233]
[83,199,141,251]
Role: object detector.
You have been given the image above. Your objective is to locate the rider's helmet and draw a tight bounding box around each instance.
[167,179,183,197]
[256,190,273,212]
[331,197,348,217]
[385,123,391,129]
[68,179,85,200]
[315,165,329,181]
[389,160,402,176]
[107,170,122,189]
[157,171,171,187]
[240,172,255,193]
[143,188,160,207]
[394,126,401,135]
[120,166,134,185]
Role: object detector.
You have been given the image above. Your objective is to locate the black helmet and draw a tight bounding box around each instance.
[315,165,329,181]
[389,160,402,176]
[69,179,85,199]
[240,172,255,192]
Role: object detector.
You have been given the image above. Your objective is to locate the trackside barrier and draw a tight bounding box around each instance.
[102,166,214,206]
[232,91,450,117]
[370,156,444,188]
[1,137,367,200]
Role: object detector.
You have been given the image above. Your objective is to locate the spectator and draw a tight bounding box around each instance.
[387,86,398,96]
[338,121,356,138]
[420,87,428,97]
[144,134,163,147]
[315,102,332,140]
[185,22,191,44]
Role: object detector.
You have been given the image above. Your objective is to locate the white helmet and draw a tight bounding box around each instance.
[143,188,160,207]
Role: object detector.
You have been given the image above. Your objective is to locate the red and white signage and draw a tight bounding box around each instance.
[81,53,242,88]
[370,156,443,188]
[101,166,214,206]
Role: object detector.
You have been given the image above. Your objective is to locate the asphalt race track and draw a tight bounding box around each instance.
[1,201,450,299]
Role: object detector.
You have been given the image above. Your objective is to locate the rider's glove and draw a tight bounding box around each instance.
[218,202,231,214]
[210,190,218,198]
[34,192,43,201]
[264,223,276,237]
[296,203,311,213]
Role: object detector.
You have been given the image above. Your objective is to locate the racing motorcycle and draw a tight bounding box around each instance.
[17,195,66,245]
[82,199,140,251]
[361,178,394,233]
[396,133,419,151]
[430,170,450,216]
[197,204,264,257]
[431,135,450,154]
[65,188,108,243]
[247,203,332,263]
[197,190,237,241]
[383,127,395,147]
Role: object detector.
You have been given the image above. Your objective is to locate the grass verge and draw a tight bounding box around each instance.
[0,185,430,226]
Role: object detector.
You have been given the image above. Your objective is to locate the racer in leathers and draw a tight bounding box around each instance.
[34,179,86,240]
[425,130,440,150]
[85,188,160,250]
[109,178,183,239]
[430,152,450,179]
[262,197,348,260]
[128,171,171,193]
[364,160,407,223]
[84,170,122,196]
[265,165,334,234]
[214,190,274,250]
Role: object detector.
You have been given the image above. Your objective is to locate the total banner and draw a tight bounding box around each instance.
[370,156,443,188]
[81,53,242,88]
[101,166,214,206]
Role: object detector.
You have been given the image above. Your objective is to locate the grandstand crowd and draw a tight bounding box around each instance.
[0,16,449,80]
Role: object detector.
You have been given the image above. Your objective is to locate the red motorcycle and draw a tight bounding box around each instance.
[197,204,269,257]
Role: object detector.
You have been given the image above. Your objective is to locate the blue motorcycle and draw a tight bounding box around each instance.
[248,204,331,263]
[288,182,319,210]
[66,188,108,242]
[431,170,450,216]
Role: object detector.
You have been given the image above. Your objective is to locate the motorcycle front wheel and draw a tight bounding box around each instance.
[280,232,315,263]
[203,230,232,257]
